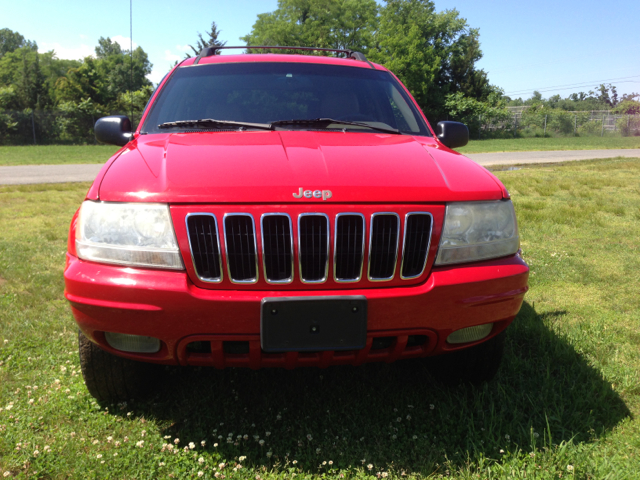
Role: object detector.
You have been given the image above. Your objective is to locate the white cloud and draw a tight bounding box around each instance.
[79,34,88,40]
[147,69,166,86]
[39,42,94,60]
[164,49,181,62]
[175,44,192,52]
[111,35,138,50]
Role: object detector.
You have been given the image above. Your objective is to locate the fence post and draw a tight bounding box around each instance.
[31,110,37,145]
[478,115,481,140]
[544,115,547,137]
[601,115,605,137]
[513,115,517,138]
[574,115,577,136]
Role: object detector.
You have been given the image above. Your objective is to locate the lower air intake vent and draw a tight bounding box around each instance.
[186,214,222,282]
[298,214,329,283]
[401,213,433,279]
[368,213,400,281]
[334,214,365,282]
[224,214,258,283]
[261,214,293,283]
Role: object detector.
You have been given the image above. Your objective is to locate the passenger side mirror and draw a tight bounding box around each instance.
[436,121,469,149]
[95,115,133,147]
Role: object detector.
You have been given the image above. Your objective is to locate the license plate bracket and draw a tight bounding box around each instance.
[260,296,367,352]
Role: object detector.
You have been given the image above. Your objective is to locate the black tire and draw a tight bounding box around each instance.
[78,331,162,402]
[426,330,506,385]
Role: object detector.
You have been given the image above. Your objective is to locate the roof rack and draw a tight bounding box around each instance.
[193,45,375,69]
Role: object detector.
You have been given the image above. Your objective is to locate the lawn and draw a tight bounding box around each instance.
[1,137,640,167]
[0,145,119,166]
[1,158,639,479]
[456,136,640,154]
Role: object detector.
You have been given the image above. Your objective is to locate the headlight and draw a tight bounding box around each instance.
[75,201,183,270]
[435,200,519,265]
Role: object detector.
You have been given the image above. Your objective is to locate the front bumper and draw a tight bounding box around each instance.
[64,253,529,368]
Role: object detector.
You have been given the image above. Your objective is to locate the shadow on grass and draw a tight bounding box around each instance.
[126,301,629,475]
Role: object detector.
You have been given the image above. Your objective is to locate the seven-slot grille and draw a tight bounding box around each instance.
[185,211,433,285]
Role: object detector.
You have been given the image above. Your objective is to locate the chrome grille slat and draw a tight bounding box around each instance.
[261,214,293,284]
[334,213,365,282]
[368,213,400,281]
[298,213,329,283]
[223,213,258,284]
[186,213,222,283]
[400,213,433,279]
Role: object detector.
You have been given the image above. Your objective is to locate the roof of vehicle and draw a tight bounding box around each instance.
[180,53,387,71]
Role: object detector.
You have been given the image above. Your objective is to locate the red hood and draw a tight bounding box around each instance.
[97,131,505,203]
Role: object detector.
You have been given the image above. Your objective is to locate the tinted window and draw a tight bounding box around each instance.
[142,62,431,136]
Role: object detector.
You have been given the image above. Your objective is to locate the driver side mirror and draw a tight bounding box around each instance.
[436,121,469,149]
[95,115,132,146]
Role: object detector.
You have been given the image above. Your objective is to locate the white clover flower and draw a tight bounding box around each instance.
[266,431,271,437]
[33,450,40,457]
[159,462,165,467]
[322,461,327,466]
[505,434,510,440]
[266,451,272,458]
[174,438,180,444]
[567,465,574,472]
[28,399,34,405]
[406,415,411,420]
[367,464,373,470]
[4,472,11,477]
[243,434,248,440]
[214,443,218,447]
[115,441,121,447]
[189,442,196,450]
[396,417,402,422]
[499,449,504,454]
[534,432,539,438]
[164,435,171,439]
[307,434,313,441]
[219,463,226,469]
[198,472,204,477]
[43,445,51,452]
[316,448,321,454]
[429,404,435,410]
[198,457,205,464]
[412,435,417,440]
[96,454,102,459]
[92,440,99,445]
[141,430,146,437]
[329,461,333,465]
[136,441,144,448]
[214,473,221,478]
[381,472,388,478]
[292,460,298,465]
[201,440,206,447]
[239,456,247,462]
[259,440,265,446]
[113,452,118,457]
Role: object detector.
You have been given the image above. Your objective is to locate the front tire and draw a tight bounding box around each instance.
[426,331,506,385]
[78,331,161,402]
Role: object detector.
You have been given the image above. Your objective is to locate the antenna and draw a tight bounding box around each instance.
[130,0,134,126]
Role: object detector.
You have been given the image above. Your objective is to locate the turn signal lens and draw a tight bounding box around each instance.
[446,324,493,344]
[104,332,161,353]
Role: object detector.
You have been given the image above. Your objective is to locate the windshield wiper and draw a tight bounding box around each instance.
[271,118,401,134]
[158,118,273,130]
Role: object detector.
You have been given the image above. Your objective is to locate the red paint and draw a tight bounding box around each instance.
[66,52,529,369]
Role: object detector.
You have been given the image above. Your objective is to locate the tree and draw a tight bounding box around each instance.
[187,21,226,57]
[241,0,378,53]
[368,0,491,122]
[0,28,37,58]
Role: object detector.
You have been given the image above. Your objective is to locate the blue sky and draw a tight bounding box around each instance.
[2,0,639,100]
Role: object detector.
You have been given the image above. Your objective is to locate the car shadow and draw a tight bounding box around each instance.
[125,300,629,475]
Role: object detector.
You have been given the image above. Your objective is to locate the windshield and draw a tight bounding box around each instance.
[141,62,431,136]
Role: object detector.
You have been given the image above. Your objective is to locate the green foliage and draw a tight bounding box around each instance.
[613,99,640,115]
[444,87,510,135]
[0,28,37,58]
[242,0,379,53]
[187,21,226,57]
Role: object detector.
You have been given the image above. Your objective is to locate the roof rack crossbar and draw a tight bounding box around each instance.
[193,45,374,68]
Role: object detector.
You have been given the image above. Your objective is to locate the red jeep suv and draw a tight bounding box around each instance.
[64,47,528,401]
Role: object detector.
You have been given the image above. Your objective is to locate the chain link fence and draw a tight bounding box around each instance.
[474,111,640,139]
[0,110,139,146]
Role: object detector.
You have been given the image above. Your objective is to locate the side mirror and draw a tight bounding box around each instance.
[436,121,469,149]
[95,115,132,146]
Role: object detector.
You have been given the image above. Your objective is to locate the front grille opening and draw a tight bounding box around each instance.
[224,214,258,282]
[371,336,395,350]
[401,214,432,279]
[186,214,222,281]
[406,335,428,347]
[298,214,329,282]
[186,341,212,354]
[369,214,399,280]
[334,214,365,281]
[262,215,293,282]
[223,341,250,355]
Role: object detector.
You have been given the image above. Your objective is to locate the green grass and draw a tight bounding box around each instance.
[0,145,119,166]
[456,136,640,154]
[1,159,640,479]
[1,137,640,167]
